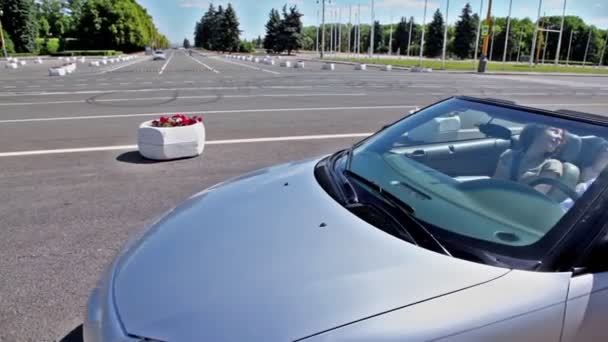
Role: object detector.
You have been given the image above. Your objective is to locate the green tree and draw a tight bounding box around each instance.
[279,5,303,55]
[210,5,224,50]
[3,0,38,53]
[453,3,475,59]
[263,8,281,53]
[425,9,444,57]
[393,17,408,54]
[366,21,382,53]
[219,4,240,52]
[183,38,190,48]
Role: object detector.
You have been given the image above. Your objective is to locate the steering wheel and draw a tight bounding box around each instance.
[526,177,580,201]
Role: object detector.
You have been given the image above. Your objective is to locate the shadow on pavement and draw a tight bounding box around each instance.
[116,151,166,164]
[58,324,83,342]
[116,151,200,164]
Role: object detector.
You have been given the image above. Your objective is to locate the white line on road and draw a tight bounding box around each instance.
[0,93,367,106]
[159,52,174,75]
[0,133,372,157]
[97,57,149,74]
[212,56,280,75]
[187,54,220,74]
[0,105,416,123]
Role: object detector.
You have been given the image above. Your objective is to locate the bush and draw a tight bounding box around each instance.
[2,30,15,54]
[35,38,60,55]
[239,41,255,53]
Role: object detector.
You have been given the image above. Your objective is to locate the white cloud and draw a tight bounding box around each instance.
[377,0,440,11]
[595,3,602,8]
[588,16,608,28]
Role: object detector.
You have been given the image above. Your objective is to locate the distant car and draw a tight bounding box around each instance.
[84,97,608,342]
[152,50,166,60]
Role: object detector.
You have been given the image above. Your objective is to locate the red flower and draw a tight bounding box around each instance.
[152,114,203,127]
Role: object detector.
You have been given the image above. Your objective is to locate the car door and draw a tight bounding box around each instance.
[561,271,608,341]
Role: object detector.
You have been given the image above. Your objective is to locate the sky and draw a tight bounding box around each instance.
[137,0,608,44]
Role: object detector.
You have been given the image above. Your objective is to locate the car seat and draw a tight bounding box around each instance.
[549,132,582,202]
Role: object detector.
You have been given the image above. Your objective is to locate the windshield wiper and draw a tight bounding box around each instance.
[343,169,452,257]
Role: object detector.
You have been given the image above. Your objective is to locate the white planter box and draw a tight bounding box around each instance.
[355,64,367,70]
[90,61,100,67]
[6,63,18,69]
[382,65,392,71]
[295,61,305,68]
[280,61,292,67]
[138,121,206,160]
[322,63,335,71]
[49,67,66,76]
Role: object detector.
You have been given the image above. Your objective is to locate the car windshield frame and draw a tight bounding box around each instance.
[340,97,608,263]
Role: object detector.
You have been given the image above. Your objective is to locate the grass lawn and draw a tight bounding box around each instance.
[332,57,608,74]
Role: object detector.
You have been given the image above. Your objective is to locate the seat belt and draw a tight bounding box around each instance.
[510,151,523,181]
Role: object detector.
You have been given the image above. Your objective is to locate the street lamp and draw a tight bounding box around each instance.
[0,10,8,59]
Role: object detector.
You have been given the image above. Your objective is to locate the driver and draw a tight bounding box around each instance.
[494,124,566,195]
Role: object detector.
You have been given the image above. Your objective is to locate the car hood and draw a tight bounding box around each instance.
[114,158,509,341]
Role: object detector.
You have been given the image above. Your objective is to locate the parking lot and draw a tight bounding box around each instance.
[1,50,608,341]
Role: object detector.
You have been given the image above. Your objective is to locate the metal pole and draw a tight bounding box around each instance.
[348,5,352,55]
[0,10,7,58]
[566,29,573,65]
[555,0,567,66]
[316,7,320,56]
[407,17,413,57]
[530,0,543,66]
[542,31,549,64]
[474,0,484,61]
[389,15,393,56]
[599,30,608,66]
[489,27,495,60]
[502,0,513,67]
[442,0,450,69]
[516,30,523,62]
[419,0,428,65]
[369,0,375,57]
[330,8,334,53]
[321,0,326,59]
[583,28,592,65]
[481,0,493,57]
[338,7,342,53]
[357,3,361,54]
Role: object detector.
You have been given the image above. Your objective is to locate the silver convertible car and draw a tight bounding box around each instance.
[85,97,608,342]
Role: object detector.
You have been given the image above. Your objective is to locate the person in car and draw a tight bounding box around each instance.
[494,124,566,195]
[561,138,608,210]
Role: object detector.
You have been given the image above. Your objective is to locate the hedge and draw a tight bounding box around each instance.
[51,50,123,56]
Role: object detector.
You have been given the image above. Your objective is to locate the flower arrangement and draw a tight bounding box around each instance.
[151,114,204,128]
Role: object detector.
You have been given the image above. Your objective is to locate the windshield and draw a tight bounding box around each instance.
[347,98,608,253]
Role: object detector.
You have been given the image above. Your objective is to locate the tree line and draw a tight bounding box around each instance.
[301,2,608,65]
[193,3,241,52]
[1,0,169,54]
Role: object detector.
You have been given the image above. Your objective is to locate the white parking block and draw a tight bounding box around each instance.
[254,57,260,63]
[89,61,100,67]
[35,58,43,64]
[382,65,392,71]
[322,63,335,71]
[19,60,26,66]
[295,61,305,68]
[355,64,367,71]
[101,60,108,65]
[5,62,18,69]
[280,61,292,67]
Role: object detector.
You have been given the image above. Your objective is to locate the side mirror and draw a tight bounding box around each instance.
[574,234,608,275]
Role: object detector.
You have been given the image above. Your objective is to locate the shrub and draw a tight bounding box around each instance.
[239,41,255,53]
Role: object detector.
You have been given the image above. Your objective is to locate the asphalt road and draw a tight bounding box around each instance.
[1,50,607,341]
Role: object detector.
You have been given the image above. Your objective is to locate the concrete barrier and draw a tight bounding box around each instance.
[89,61,100,67]
[254,57,260,63]
[280,61,292,67]
[322,63,335,71]
[355,64,367,71]
[295,61,305,68]
[411,66,433,73]
[19,60,26,66]
[382,65,392,71]
[5,62,18,69]
[35,58,43,64]
[49,67,66,76]
[101,60,108,65]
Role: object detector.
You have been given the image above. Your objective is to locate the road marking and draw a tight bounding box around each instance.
[0,93,367,106]
[0,133,372,157]
[159,52,174,75]
[0,85,331,97]
[0,105,417,123]
[212,56,280,75]
[187,54,220,73]
[97,57,149,74]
